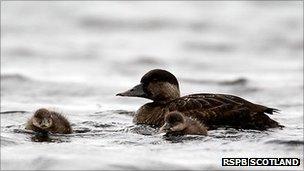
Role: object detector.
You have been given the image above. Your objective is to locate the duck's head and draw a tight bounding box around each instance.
[117,69,180,102]
[32,108,53,130]
[160,111,187,133]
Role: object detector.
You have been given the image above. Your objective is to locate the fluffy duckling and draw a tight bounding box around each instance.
[25,108,72,134]
[160,111,207,136]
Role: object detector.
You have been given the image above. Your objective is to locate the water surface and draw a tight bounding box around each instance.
[1,1,303,170]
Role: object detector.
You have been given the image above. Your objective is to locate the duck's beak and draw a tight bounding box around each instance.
[116,83,146,98]
[40,118,52,128]
[33,118,52,129]
[159,123,171,133]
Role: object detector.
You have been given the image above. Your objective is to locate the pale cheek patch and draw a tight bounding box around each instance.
[148,82,180,100]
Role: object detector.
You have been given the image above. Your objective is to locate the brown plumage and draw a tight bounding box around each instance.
[25,108,72,134]
[117,69,283,130]
[160,111,207,136]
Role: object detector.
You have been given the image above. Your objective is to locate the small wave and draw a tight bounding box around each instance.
[70,132,107,139]
[93,110,135,117]
[208,128,268,141]
[112,140,143,146]
[107,164,139,170]
[115,110,135,116]
[6,47,38,57]
[13,128,34,134]
[181,77,248,86]
[188,21,213,32]
[265,140,304,146]
[163,134,207,143]
[0,136,18,146]
[219,78,247,85]
[0,110,29,115]
[129,56,162,65]
[183,41,236,52]
[79,17,177,31]
[77,121,114,128]
[124,125,158,135]
[277,103,303,108]
[1,74,32,83]
[72,127,92,134]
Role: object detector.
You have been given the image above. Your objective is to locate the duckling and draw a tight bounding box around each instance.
[117,69,283,130]
[25,108,72,134]
[160,111,207,136]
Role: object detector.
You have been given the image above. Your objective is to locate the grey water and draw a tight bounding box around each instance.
[1,1,303,170]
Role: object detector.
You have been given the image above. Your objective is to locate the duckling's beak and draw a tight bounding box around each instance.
[40,118,51,128]
[116,83,146,98]
[159,123,171,133]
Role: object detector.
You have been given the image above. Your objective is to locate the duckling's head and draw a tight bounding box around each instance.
[160,111,187,133]
[32,108,53,130]
[117,69,180,102]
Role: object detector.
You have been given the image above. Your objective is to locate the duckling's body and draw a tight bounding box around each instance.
[26,108,72,134]
[117,69,282,130]
[160,111,207,136]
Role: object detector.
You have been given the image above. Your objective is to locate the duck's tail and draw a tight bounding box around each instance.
[252,111,284,130]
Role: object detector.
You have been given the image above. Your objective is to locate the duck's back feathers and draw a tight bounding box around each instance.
[120,69,282,130]
[167,94,281,130]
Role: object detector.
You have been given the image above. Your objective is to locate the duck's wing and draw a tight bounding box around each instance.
[166,93,280,130]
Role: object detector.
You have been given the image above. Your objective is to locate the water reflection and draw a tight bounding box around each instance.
[30,133,52,142]
[29,132,70,143]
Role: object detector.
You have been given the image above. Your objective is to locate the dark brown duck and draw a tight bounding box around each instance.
[117,69,283,130]
[160,111,207,136]
[26,108,72,134]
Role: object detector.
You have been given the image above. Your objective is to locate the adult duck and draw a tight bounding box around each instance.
[117,69,282,130]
